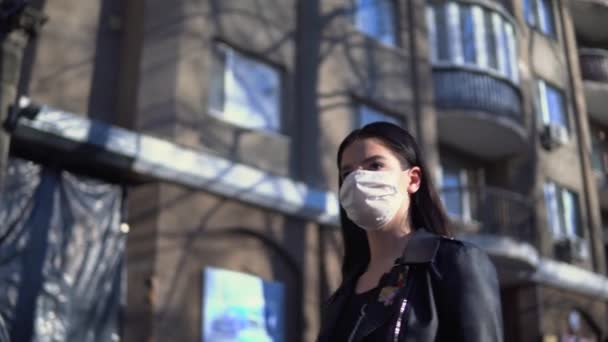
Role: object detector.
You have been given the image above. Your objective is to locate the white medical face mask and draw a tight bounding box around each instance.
[339,170,404,231]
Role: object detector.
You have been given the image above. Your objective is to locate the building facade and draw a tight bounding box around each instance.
[3,0,608,341]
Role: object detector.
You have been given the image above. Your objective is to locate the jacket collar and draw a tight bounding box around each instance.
[399,228,441,264]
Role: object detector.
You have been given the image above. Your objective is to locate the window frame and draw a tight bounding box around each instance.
[441,165,472,221]
[208,42,284,134]
[524,0,557,38]
[536,79,569,131]
[353,0,399,47]
[543,181,583,241]
[590,124,608,174]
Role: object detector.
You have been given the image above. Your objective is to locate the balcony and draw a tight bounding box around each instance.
[579,48,608,125]
[433,68,526,160]
[441,185,538,283]
[570,1,608,45]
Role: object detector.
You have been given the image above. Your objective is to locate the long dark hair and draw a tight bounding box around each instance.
[337,122,451,278]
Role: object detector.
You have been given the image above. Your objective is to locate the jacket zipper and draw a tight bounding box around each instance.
[392,298,408,342]
[347,303,367,342]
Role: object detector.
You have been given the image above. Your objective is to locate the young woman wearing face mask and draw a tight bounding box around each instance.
[317,122,503,342]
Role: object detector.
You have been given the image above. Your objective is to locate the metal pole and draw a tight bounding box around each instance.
[0,1,45,200]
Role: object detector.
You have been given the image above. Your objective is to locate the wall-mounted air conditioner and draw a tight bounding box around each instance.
[540,123,569,150]
[554,238,590,263]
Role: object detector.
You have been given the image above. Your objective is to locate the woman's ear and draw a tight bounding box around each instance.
[406,166,422,194]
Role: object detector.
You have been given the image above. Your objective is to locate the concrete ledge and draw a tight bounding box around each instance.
[11,104,340,225]
[458,233,540,269]
[533,258,608,300]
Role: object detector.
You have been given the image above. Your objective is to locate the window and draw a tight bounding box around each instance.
[354,0,397,45]
[209,43,282,132]
[427,2,519,83]
[440,164,472,221]
[537,80,567,129]
[524,0,556,37]
[357,104,400,127]
[591,125,608,173]
[544,182,582,240]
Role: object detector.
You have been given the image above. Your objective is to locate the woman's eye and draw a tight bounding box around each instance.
[369,162,384,170]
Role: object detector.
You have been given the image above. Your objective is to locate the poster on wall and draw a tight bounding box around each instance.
[201,267,285,342]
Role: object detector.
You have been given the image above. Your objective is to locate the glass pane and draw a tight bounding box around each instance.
[544,182,563,239]
[460,5,476,64]
[591,130,605,172]
[356,0,396,45]
[442,168,463,218]
[538,0,556,36]
[222,48,281,131]
[484,11,498,70]
[209,47,226,113]
[435,4,450,61]
[426,6,438,62]
[561,189,581,238]
[545,84,567,129]
[358,105,400,127]
[524,0,536,26]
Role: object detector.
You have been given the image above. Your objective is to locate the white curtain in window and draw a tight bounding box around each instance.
[222,49,280,131]
[472,6,488,68]
[561,190,579,238]
[538,80,551,125]
[447,3,463,64]
[505,24,518,83]
[492,13,507,75]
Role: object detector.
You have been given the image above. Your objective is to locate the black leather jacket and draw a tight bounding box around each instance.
[318,229,504,342]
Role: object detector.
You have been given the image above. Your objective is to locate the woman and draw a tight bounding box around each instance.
[318,122,503,341]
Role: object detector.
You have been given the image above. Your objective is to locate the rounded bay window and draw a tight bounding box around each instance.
[427,1,526,159]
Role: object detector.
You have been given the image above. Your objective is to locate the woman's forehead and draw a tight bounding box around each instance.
[341,138,396,165]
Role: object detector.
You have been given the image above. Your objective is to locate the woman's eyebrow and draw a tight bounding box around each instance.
[341,155,386,172]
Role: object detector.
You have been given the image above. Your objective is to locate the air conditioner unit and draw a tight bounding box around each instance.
[540,123,569,150]
[571,238,590,261]
[554,238,589,262]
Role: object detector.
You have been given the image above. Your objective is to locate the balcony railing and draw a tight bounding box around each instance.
[433,68,522,121]
[579,48,608,83]
[440,185,535,245]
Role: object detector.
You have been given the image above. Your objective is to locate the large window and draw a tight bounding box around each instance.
[537,80,568,130]
[524,0,556,37]
[357,104,400,127]
[354,0,397,46]
[427,2,519,83]
[209,43,282,132]
[544,181,582,240]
